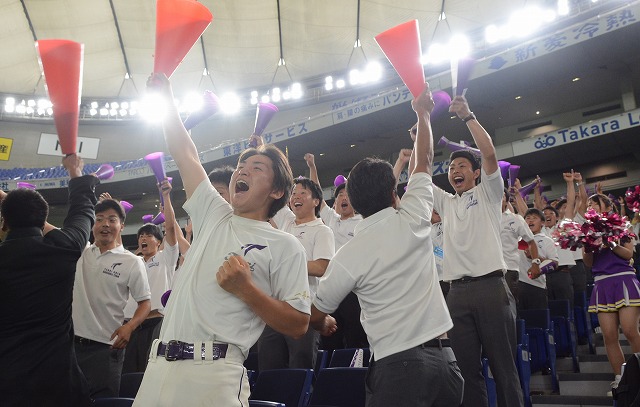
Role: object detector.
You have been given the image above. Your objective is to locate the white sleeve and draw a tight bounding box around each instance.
[401,172,434,223]
[183,179,232,240]
[128,257,151,303]
[433,184,446,216]
[270,240,311,315]
[271,205,295,230]
[159,242,180,280]
[540,237,559,263]
[320,205,340,228]
[314,259,357,314]
[479,167,504,204]
[515,214,535,241]
[311,226,335,261]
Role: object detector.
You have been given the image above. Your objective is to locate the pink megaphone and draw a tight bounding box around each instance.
[250,102,279,147]
[438,136,480,155]
[142,214,154,223]
[120,200,134,214]
[152,212,165,225]
[508,165,520,188]
[94,164,114,180]
[154,0,213,78]
[334,175,347,188]
[519,180,537,198]
[36,39,84,155]
[183,90,220,130]
[16,182,36,190]
[498,161,511,182]
[374,20,425,99]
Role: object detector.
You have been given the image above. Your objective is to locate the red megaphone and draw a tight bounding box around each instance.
[154,0,213,78]
[375,20,425,99]
[36,39,84,155]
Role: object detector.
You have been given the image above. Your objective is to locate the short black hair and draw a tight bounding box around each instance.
[346,157,396,218]
[137,223,163,241]
[334,182,346,198]
[238,145,293,219]
[1,189,49,229]
[525,208,545,221]
[554,198,567,210]
[95,199,126,222]
[449,150,480,172]
[293,177,323,218]
[208,166,234,186]
[542,205,559,217]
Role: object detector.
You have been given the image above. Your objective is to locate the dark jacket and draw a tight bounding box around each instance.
[0,175,98,407]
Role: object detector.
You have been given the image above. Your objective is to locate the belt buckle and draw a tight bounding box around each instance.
[164,340,180,361]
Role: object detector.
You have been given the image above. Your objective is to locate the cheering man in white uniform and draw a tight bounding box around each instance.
[134,73,313,407]
[433,95,524,407]
[311,83,462,406]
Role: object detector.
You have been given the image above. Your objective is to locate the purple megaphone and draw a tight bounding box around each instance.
[183,90,221,130]
[94,164,114,181]
[454,57,475,96]
[145,152,167,205]
[120,200,133,214]
[334,175,347,188]
[508,165,520,188]
[152,212,165,225]
[16,182,36,190]
[519,180,537,198]
[250,102,279,146]
[142,214,154,224]
[498,161,511,182]
[431,90,452,119]
[541,195,549,204]
[160,290,172,307]
[437,136,480,155]
[538,181,544,195]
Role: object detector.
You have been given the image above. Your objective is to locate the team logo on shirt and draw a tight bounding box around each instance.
[241,244,267,255]
[465,194,478,210]
[102,263,123,278]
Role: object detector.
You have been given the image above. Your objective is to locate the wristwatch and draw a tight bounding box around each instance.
[462,112,476,123]
[531,258,541,265]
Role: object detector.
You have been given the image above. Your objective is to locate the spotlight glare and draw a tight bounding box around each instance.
[109,108,117,116]
[16,104,26,114]
[183,92,203,113]
[111,102,119,109]
[121,101,129,109]
[139,93,168,123]
[349,69,360,85]
[37,99,50,109]
[291,83,303,99]
[4,104,15,113]
[365,61,383,82]
[336,79,345,89]
[27,99,36,107]
[450,34,471,59]
[89,108,97,116]
[220,92,241,114]
[46,107,53,115]
[325,83,333,91]
[5,97,15,106]
[282,91,291,100]
[100,108,109,116]
[261,95,271,103]
[119,109,128,116]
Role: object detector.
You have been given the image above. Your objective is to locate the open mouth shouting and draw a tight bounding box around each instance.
[235,180,249,193]
[453,176,464,188]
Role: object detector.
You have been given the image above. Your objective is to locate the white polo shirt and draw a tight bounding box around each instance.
[518,232,558,289]
[319,205,363,250]
[272,207,335,298]
[501,210,535,271]
[433,168,507,280]
[160,179,310,356]
[431,222,444,280]
[124,242,179,318]
[544,224,576,267]
[314,172,452,360]
[73,244,150,344]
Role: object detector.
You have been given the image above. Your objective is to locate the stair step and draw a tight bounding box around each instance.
[529,373,556,394]
[558,373,613,397]
[531,395,613,406]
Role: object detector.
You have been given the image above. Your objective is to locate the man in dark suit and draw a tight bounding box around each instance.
[0,154,98,407]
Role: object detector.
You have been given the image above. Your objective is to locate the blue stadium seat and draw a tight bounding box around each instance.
[329,348,370,368]
[519,309,559,393]
[516,319,532,407]
[249,402,285,407]
[574,290,595,354]
[250,368,313,407]
[315,349,329,375]
[482,358,498,407]
[549,299,579,373]
[307,367,367,407]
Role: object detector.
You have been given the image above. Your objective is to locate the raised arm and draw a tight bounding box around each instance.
[449,96,498,175]
[410,83,435,175]
[512,179,529,216]
[574,171,588,216]
[304,153,327,210]
[393,149,413,182]
[563,171,576,219]
[148,73,207,199]
[533,177,545,210]
[159,179,178,247]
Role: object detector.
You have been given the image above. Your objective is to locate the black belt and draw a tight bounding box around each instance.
[157,341,228,361]
[420,338,451,349]
[74,336,108,346]
[451,270,503,284]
